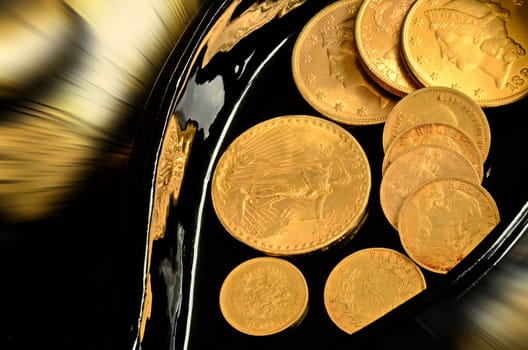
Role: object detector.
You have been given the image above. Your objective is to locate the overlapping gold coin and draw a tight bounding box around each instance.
[382,86,491,160]
[291,0,398,125]
[354,0,421,96]
[324,247,426,335]
[219,257,309,335]
[380,144,481,229]
[398,178,500,274]
[382,122,483,180]
[211,115,371,256]
[400,0,528,107]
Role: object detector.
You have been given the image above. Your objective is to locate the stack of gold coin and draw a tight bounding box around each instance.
[219,257,309,335]
[324,247,426,334]
[379,86,500,273]
[211,115,371,256]
[291,0,398,125]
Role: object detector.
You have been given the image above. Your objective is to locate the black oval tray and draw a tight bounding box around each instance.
[129,1,528,349]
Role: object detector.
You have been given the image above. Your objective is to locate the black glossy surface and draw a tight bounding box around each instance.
[138,1,528,349]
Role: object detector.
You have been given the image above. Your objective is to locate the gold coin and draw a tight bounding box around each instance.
[324,247,426,335]
[291,0,398,125]
[401,0,528,107]
[382,122,483,180]
[355,0,421,96]
[219,257,309,335]
[398,178,500,274]
[382,86,491,160]
[211,115,371,255]
[379,145,480,229]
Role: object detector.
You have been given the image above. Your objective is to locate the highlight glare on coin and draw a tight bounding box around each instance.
[398,178,500,274]
[379,145,481,229]
[291,0,398,125]
[401,0,528,107]
[211,115,371,255]
[219,257,309,336]
[355,0,421,96]
[324,248,426,335]
[382,86,491,160]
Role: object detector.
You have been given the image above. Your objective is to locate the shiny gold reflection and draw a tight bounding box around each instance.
[0,0,201,221]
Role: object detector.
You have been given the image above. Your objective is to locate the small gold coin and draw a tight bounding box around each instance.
[382,122,483,180]
[324,247,426,335]
[211,115,371,255]
[355,0,421,96]
[379,145,480,229]
[401,0,528,107]
[382,86,491,160]
[398,178,500,274]
[219,257,309,335]
[291,0,398,125]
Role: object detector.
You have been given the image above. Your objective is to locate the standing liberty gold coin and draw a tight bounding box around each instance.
[382,87,491,160]
[355,0,421,96]
[324,248,426,334]
[398,178,500,274]
[291,0,398,125]
[211,115,371,255]
[382,122,483,180]
[401,0,528,107]
[379,145,480,229]
[219,257,309,335]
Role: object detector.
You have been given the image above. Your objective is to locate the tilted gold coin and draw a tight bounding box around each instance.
[398,178,500,274]
[379,145,480,229]
[382,86,491,160]
[382,122,483,180]
[401,0,528,107]
[324,248,426,335]
[219,257,309,335]
[291,0,398,125]
[211,115,371,255]
[355,0,421,96]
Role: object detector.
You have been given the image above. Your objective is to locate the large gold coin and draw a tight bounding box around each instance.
[379,145,480,229]
[324,247,426,335]
[291,0,398,125]
[398,178,500,274]
[382,122,483,181]
[211,115,371,255]
[355,0,421,96]
[219,257,309,335]
[382,86,491,160]
[401,0,528,107]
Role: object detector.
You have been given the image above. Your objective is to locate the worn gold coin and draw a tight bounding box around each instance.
[219,257,309,335]
[398,178,500,274]
[382,122,483,180]
[355,0,421,96]
[211,115,371,255]
[401,0,528,107]
[291,0,398,125]
[382,86,491,160]
[324,247,426,335]
[379,145,480,229]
